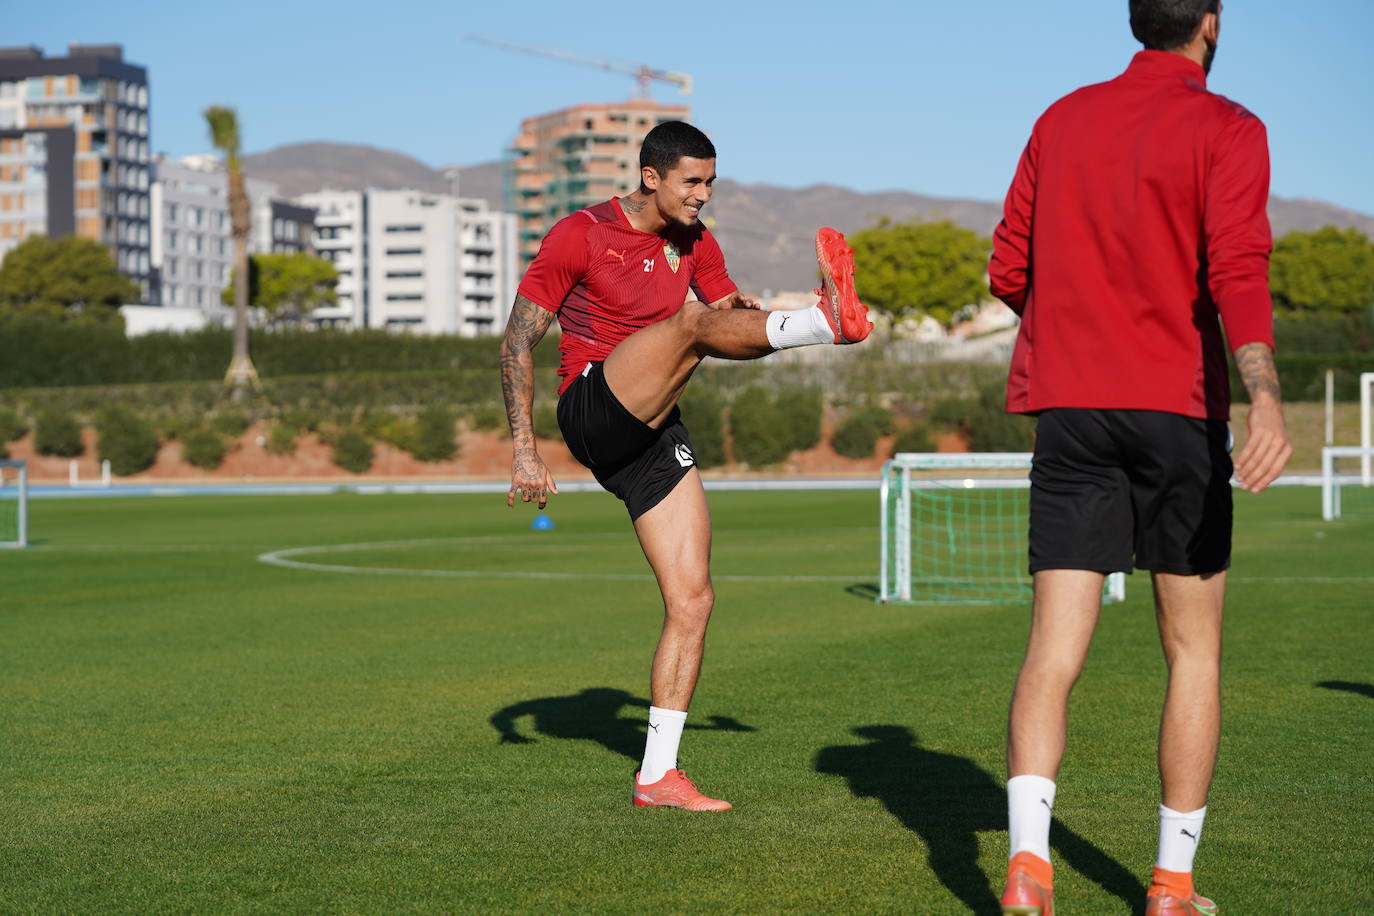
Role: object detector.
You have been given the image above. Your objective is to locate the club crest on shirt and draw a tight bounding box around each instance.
[662,241,681,274]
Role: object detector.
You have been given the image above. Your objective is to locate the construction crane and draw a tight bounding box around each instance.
[463,35,691,98]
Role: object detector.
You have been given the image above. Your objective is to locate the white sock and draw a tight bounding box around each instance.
[1156,804,1206,873]
[639,706,687,784]
[765,306,834,349]
[1008,774,1056,862]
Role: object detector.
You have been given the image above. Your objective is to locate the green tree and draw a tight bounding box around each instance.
[205,105,257,396]
[848,219,991,325]
[1270,227,1374,313]
[222,252,338,327]
[0,235,138,325]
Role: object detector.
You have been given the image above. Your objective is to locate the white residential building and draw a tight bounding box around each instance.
[298,186,517,335]
[150,154,316,320]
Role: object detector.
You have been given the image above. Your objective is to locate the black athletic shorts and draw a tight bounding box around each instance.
[556,361,697,521]
[1029,408,1233,576]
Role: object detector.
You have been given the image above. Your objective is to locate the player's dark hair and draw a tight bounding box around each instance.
[1129,0,1219,50]
[639,121,716,180]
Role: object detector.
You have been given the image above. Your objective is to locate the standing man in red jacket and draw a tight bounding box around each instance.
[988,3,1292,914]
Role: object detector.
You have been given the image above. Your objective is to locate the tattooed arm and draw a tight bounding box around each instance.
[500,295,559,509]
[1231,342,1292,494]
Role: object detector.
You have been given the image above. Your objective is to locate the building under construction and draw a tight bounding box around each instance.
[506,99,689,266]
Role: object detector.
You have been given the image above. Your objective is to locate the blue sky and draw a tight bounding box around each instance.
[13,0,1374,214]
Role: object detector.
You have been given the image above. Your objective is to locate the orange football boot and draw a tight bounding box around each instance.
[1001,851,1054,916]
[632,769,732,811]
[814,227,873,343]
[1147,867,1217,915]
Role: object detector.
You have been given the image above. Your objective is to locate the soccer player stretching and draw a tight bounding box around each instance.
[500,121,871,810]
[989,2,1292,913]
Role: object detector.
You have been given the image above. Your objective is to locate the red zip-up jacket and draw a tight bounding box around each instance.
[989,50,1274,420]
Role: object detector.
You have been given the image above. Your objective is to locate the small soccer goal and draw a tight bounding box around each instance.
[0,460,29,549]
[880,452,1126,604]
[1321,445,1374,521]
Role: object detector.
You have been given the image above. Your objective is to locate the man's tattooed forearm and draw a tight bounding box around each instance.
[1235,342,1282,403]
[500,296,554,446]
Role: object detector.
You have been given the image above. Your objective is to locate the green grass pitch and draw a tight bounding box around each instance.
[1,487,1371,913]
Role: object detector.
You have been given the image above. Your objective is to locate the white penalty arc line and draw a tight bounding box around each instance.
[255,539,864,583]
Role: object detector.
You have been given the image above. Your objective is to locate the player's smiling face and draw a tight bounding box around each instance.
[646,156,716,228]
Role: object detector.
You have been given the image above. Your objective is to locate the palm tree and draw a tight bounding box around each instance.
[205,105,258,396]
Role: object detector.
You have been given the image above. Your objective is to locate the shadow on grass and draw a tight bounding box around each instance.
[815,725,1147,915]
[845,583,881,602]
[489,687,755,762]
[1317,680,1374,700]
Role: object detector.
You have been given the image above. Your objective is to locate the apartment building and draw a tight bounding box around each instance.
[149,154,316,319]
[506,99,689,265]
[298,187,517,335]
[0,43,152,298]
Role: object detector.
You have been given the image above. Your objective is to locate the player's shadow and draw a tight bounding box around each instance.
[1317,680,1374,700]
[815,725,1146,916]
[489,687,755,762]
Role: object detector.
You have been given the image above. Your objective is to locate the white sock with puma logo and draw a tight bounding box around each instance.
[1156,804,1207,873]
[765,305,834,349]
[639,706,688,784]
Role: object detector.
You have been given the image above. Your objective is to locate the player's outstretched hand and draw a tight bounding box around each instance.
[508,446,559,509]
[1233,400,1292,494]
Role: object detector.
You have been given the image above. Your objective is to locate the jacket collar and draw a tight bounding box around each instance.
[1125,49,1207,88]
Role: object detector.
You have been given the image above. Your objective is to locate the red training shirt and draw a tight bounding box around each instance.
[518,198,738,395]
[989,50,1275,420]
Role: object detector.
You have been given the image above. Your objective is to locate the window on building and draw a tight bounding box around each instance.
[188,205,202,227]
[167,229,178,249]
[215,212,227,232]
[384,225,422,233]
[166,202,179,224]
[166,283,180,305]
[385,294,423,302]
[190,234,203,254]
[385,271,423,279]
[215,238,225,256]
[166,256,178,277]
[193,262,203,280]
[385,248,422,256]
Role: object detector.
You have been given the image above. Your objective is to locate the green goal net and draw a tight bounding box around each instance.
[880,453,1124,604]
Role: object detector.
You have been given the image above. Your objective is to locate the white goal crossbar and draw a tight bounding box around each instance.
[1321,445,1374,521]
[880,452,1126,604]
[0,459,29,549]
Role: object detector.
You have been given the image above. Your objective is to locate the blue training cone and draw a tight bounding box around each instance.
[530,513,555,531]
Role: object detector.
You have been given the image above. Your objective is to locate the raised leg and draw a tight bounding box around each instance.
[1153,571,1225,811]
[1008,569,1105,778]
[633,468,715,710]
[604,300,774,428]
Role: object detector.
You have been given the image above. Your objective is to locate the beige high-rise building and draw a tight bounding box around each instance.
[0,44,152,300]
[507,99,689,266]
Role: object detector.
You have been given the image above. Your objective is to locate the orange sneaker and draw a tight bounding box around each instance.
[1001,851,1054,916]
[632,769,732,811]
[1146,890,1217,915]
[814,227,873,344]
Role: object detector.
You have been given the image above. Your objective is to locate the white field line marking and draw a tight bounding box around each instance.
[255,539,862,583]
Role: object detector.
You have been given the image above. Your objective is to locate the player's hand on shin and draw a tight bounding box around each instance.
[1233,400,1292,494]
[508,446,559,509]
[706,292,761,310]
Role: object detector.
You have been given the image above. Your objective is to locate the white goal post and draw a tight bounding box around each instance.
[0,459,29,549]
[880,452,1126,604]
[1362,372,1374,487]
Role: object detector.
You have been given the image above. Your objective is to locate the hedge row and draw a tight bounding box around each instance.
[0,317,560,389]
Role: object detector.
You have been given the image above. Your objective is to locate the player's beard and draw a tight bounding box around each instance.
[1202,37,1217,75]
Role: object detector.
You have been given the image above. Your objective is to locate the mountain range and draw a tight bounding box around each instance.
[243,141,1374,293]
